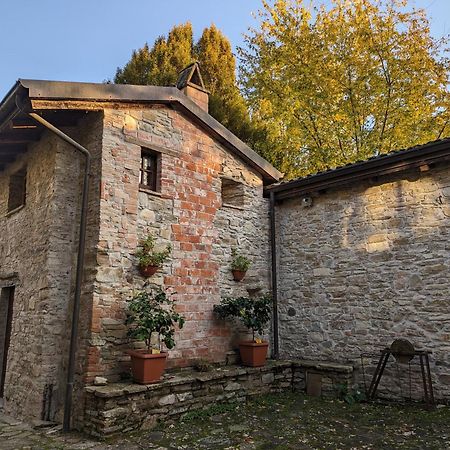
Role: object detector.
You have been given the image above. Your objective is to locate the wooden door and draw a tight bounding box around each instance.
[0,287,14,398]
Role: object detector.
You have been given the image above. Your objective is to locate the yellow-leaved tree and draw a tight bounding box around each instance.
[240,0,450,178]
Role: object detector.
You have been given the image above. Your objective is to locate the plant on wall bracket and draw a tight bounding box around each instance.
[230,248,251,281]
[136,233,171,277]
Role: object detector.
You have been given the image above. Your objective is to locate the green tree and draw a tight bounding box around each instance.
[115,23,193,86]
[197,24,265,148]
[240,0,450,178]
[114,43,153,85]
[114,23,259,146]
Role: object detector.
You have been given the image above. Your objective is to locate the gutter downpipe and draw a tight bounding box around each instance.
[269,191,279,359]
[28,112,91,432]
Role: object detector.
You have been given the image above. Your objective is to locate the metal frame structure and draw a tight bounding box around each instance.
[367,348,435,408]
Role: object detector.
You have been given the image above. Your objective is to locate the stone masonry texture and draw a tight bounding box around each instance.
[0,113,103,424]
[1,88,449,431]
[0,98,271,426]
[276,164,450,401]
[0,131,72,423]
[89,104,271,383]
[82,360,353,437]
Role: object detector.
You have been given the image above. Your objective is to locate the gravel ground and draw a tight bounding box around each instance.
[1,392,449,449]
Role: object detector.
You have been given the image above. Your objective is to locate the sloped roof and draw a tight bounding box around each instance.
[0,79,282,183]
[266,138,450,200]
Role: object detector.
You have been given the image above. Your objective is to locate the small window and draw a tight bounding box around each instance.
[221,177,245,208]
[8,166,27,212]
[139,149,160,192]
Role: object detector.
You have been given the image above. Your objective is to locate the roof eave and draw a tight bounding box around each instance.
[9,79,282,183]
[265,139,450,200]
[0,81,27,132]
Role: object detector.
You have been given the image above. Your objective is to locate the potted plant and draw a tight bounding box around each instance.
[230,248,251,281]
[136,234,171,277]
[214,295,272,367]
[126,289,185,383]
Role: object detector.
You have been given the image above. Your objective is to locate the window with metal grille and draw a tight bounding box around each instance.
[139,149,160,192]
[7,166,27,212]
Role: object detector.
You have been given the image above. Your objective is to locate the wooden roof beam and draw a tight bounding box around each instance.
[0,145,28,154]
[9,118,40,129]
[0,130,41,144]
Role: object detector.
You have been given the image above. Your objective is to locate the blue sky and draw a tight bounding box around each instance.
[0,0,448,97]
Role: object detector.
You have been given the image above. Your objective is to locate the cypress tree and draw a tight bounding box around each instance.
[114,23,260,147]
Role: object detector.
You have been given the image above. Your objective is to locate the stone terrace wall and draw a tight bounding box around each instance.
[86,104,271,382]
[276,164,450,401]
[83,360,353,437]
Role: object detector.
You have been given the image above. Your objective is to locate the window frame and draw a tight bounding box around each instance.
[139,148,161,193]
[220,177,245,209]
[7,166,27,214]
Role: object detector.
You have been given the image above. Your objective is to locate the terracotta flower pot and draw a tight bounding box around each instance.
[232,269,247,282]
[239,341,269,367]
[139,264,160,277]
[128,350,167,384]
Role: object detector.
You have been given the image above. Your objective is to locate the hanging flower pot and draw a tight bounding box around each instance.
[230,248,251,282]
[136,234,171,278]
[139,264,160,278]
[232,269,247,282]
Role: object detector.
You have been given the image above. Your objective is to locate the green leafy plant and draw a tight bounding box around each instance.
[126,289,185,352]
[136,234,171,268]
[230,248,251,272]
[213,295,272,341]
[336,383,366,405]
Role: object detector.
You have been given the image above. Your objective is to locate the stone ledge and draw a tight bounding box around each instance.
[83,359,353,437]
[85,360,294,398]
[293,359,354,374]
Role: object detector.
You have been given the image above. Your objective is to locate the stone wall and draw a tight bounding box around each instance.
[0,113,104,423]
[83,360,353,437]
[0,132,60,420]
[86,104,271,383]
[53,112,103,423]
[276,164,450,401]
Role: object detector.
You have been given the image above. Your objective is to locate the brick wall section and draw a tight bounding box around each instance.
[276,164,450,400]
[87,104,271,382]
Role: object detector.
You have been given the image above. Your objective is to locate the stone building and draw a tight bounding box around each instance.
[267,141,450,401]
[0,66,281,424]
[0,63,449,429]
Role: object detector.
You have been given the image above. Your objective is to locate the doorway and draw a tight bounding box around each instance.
[0,286,14,399]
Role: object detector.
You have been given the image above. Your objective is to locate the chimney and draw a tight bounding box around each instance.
[176,62,210,112]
